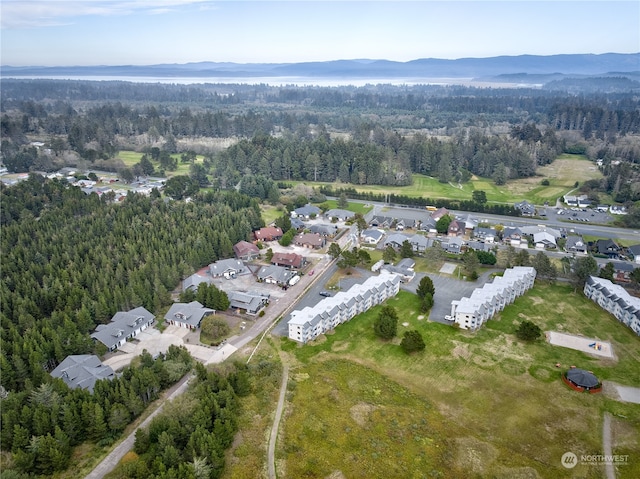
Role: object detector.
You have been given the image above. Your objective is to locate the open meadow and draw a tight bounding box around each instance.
[116,150,205,177]
[266,284,640,478]
[286,154,604,207]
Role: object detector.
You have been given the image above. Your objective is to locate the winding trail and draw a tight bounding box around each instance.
[267,364,289,479]
[603,412,615,479]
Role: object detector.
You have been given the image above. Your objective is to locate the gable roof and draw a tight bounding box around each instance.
[209,258,246,276]
[228,291,270,313]
[292,204,321,217]
[233,240,260,259]
[50,355,115,393]
[294,232,325,247]
[165,301,215,327]
[272,252,305,268]
[362,228,384,241]
[257,264,297,284]
[325,209,355,220]
[254,226,283,241]
[182,273,213,292]
[91,307,155,350]
[309,224,338,236]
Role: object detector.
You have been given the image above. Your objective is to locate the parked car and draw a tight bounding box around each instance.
[319,291,332,297]
[444,315,452,321]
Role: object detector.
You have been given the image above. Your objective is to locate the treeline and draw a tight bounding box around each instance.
[0,176,264,393]
[0,346,193,476]
[315,185,522,217]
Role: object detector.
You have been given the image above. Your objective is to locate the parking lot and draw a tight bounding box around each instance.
[555,207,612,225]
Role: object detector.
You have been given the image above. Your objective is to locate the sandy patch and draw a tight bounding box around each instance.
[528,296,544,306]
[547,331,614,359]
[402,322,410,327]
[417,315,425,320]
[350,403,378,427]
[451,342,471,360]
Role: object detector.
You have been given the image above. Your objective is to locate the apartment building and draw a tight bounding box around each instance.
[584,276,640,336]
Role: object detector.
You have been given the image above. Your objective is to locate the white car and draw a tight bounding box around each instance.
[444,315,452,321]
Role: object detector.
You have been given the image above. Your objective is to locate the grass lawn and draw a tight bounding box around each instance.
[276,284,640,478]
[285,154,604,207]
[321,199,373,215]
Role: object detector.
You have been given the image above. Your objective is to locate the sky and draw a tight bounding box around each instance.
[1,1,638,66]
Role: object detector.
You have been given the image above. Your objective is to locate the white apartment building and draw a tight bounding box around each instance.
[451,267,536,330]
[584,276,640,336]
[288,271,402,343]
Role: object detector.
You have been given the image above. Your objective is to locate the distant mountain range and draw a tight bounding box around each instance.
[2,53,638,81]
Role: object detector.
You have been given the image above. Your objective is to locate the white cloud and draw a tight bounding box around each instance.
[0,0,214,29]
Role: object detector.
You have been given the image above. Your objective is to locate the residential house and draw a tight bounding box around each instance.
[565,236,588,254]
[228,291,270,315]
[394,218,417,230]
[461,214,478,231]
[381,260,415,282]
[473,227,497,243]
[50,355,115,393]
[584,276,640,336]
[271,252,306,269]
[209,258,247,279]
[291,204,321,219]
[503,227,523,246]
[309,224,338,237]
[233,240,260,261]
[361,229,384,245]
[441,236,463,254]
[290,217,306,230]
[257,265,299,287]
[447,220,465,237]
[325,209,355,221]
[451,267,536,330]
[563,194,590,207]
[165,301,215,329]
[288,272,402,343]
[91,307,155,352]
[610,206,628,215]
[419,217,438,234]
[596,239,621,259]
[182,273,213,293]
[514,200,536,216]
[431,207,449,221]
[409,234,432,252]
[294,232,325,249]
[254,226,283,242]
[383,233,411,249]
[627,244,640,264]
[533,231,557,249]
[467,240,493,252]
[370,216,394,228]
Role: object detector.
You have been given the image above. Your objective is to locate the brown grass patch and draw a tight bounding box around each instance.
[349,402,378,427]
[454,437,498,474]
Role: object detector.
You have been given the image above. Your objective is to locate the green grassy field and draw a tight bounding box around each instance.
[116,150,205,177]
[286,154,603,206]
[275,284,640,478]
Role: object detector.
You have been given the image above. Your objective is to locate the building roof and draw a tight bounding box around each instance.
[325,208,355,220]
[182,273,213,292]
[294,232,325,248]
[91,307,155,350]
[254,226,283,241]
[362,229,384,241]
[292,204,321,217]
[209,258,246,276]
[165,301,215,327]
[309,224,338,236]
[228,291,269,312]
[384,233,410,247]
[257,264,297,284]
[50,355,115,393]
[233,240,259,258]
[566,368,599,388]
[272,252,305,269]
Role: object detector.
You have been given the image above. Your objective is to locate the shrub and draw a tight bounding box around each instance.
[401,330,426,354]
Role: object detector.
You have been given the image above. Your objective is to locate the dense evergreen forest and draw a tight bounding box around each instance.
[0,177,265,476]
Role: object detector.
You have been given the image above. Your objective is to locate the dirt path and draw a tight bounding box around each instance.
[603,412,615,479]
[85,374,193,479]
[268,364,289,479]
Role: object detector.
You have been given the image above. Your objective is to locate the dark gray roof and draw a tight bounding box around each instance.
[165,301,215,327]
[566,368,599,388]
[91,307,155,350]
[50,355,115,393]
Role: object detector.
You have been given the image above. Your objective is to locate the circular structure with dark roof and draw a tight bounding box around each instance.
[563,368,601,393]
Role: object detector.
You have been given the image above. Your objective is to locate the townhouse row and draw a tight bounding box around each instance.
[451,266,537,330]
[584,276,640,336]
[288,271,402,343]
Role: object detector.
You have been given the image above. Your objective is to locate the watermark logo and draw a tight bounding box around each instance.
[561,452,578,469]
[562,451,630,468]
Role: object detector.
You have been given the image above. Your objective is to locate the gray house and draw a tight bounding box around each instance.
[292,204,321,219]
[325,208,355,221]
[165,301,215,329]
[257,265,299,286]
[91,307,155,352]
[50,355,115,393]
[182,273,213,292]
[209,258,247,279]
[228,291,270,315]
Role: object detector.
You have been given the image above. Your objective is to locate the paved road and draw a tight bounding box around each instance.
[85,374,193,479]
[267,364,289,479]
